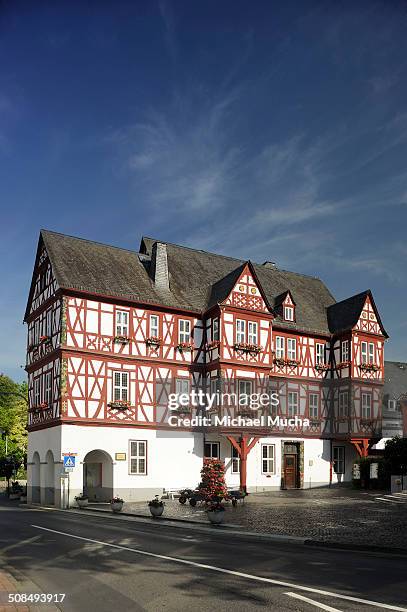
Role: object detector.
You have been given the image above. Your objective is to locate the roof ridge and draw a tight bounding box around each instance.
[142,235,244,264]
[41,229,139,255]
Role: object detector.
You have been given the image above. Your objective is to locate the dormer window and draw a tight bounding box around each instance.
[284,306,294,321]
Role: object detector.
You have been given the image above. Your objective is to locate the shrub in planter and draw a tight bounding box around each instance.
[9,481,23,500]
[205,500,225,525]
[75,494,89,509]
[148,495,165,517]
[110,496,124,513]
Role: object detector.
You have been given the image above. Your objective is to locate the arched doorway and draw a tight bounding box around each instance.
[83,450,113,502]
[45,450,55,505]
[32,452,41,503]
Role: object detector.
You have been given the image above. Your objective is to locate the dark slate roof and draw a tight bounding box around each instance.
[383,361,407,400]
[327,290,388,337]
[25,230,385,338]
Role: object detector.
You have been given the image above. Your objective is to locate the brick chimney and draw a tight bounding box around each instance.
[151,242,169,290]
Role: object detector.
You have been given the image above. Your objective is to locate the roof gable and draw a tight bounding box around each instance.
[214,262,272,313]
[327,290,388,337]
[24,235,59,320]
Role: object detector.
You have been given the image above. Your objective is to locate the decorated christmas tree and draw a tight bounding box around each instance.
[198,458,228,500]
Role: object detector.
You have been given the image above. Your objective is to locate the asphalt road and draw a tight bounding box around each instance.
[1,500,407,612]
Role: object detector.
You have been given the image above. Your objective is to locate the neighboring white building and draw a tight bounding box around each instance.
[25,231,388,506]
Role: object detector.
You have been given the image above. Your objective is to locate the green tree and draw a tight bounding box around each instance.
[0,374,28,461]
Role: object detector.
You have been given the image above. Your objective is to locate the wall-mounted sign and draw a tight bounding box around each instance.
[370,463,379,479]
[115,453,126,461]
[353,463,360,479]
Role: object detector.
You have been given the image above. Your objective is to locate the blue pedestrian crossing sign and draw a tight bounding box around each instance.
[63,455,76,468]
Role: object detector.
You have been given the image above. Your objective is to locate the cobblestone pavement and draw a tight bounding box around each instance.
[89,487,407,549]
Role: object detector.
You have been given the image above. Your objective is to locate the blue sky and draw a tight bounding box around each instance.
[1,0,406,381]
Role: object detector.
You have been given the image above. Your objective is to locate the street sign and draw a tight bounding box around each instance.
[63,456,76,468]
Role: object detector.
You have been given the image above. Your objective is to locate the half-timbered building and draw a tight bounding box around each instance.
[25,230,388,506]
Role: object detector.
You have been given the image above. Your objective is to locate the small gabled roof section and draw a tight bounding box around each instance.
[384,361,407,401]
[207,261,273,313]
[274,290,296,308]
[327,290,388,337]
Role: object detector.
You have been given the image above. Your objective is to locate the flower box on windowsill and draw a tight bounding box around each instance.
[176,342,193,352]
[30,402,49,413]
[360,418,374,427]
[273,357,286,367]
[337,361,351,370]
[285,359,299,368]
[171,406,192,415]
[315,363,330,372]
[360,363,380,372]
[108,400,131,411]
[146,336,162,347]
[233,342,262,354]
[39,335,50,344]
[207,340,220,350]
[114,335,130,345]
[336,416,349,423]
[309,419,321,427]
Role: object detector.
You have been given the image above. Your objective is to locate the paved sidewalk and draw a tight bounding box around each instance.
[86,487,407,550]
[0,565,60,612]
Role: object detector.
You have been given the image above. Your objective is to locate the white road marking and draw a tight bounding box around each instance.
[285,592,342,611]
[31,524,407,611]
[375,498,405,504]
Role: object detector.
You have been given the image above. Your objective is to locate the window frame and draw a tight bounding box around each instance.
[308,392,319,419]
[275,336,285,359]
[261,444,275,474]
[34,377,40,406]
[287,338,297,361]
[287,391,299,417]
[45,371,52,405]
[368,342,375,364]
[236,319,246,343]
[361,341,368,364]
[204,441,220,459]
[333,446,345,474]
[388,399,397,412]
[316,343,325,365]
[341,340,350,363]
[338,391,349,417]
[212,318,220,341]
[178,319,191,343]
[129,440,147,475]
[231,445,240,474]
[238,379,253,406]
[175,378,190,397]
[284,306,294,321]
[247,321,258,345]
[113,371,129,402]
[150,314,159,338]
[361,392,372,419]
[116,310,129,337]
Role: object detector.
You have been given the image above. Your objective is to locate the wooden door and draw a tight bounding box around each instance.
[284,454,297,489]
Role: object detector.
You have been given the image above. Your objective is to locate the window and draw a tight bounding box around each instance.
[34,378,40,406]
[150,314,159,338]
[231,445,240,473]
[179,319,191,343]
[129,440,147,474]
[46,309,52,336]
[339,391,349,417]
[212,318,219,341]
[316,343,325,365]
[116,310,129,336]
[204,441,220,459]
[113,371,129,401]
[333,446,345,474]
[45,372,52,405]
[361,393,372,419]
[262,444,275,474]
[238,380,252,406]
[309,393,319,419]
[361,341,368,364]
[388,399,397,412]
[341,340,350,363]
[284,306,294,321]
[287,338,297,361]
[288,391,298,417]
[210,378,219,406]
[275,336,285,358]
[34,319,40,344]
[368,342,375,364]
[176,378,190,396]
[248,321,258,345]
[236,319,246,343]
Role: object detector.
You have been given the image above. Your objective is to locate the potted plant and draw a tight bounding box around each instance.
[75,494,89,509]
[205,500,225,525]
[148,495,165,517]
[110,496,124,513]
